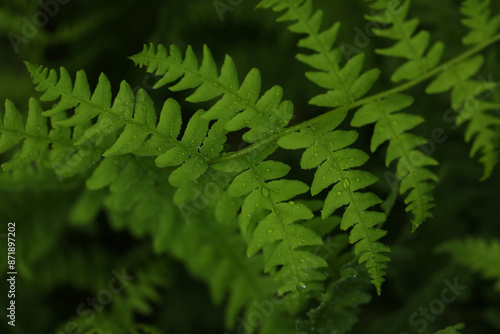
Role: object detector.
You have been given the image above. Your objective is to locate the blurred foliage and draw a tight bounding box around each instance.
[0,0,499,333]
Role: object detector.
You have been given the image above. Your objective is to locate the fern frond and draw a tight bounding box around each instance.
[278,111,389,294]
[346,1,442,227]
[0,98,49,171]
[365,0,445,82]
[130,43,332,299]
[352,94,438,230]
[223,157,327,298]
[426,54,500,180]
[88,154,280,332]
[129,44,293,143]
[258,0,390,293]
[461,0,500,45]
[257,0,380,107]
[25,62,173,155]
[55,316,165,334]
[437,237,500,291]
[296,264,371,334]
[434,323,465,334]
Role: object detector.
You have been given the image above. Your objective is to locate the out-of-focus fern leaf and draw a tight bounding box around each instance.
[424,0,500,179]
[129,44,293,143]
[352,94,438,230]
[434,323,465,334]
[278,111,389,294]
[365,0,445,82]
[25,62,178,156]
[437,238,500,291]
[426,55,500,180]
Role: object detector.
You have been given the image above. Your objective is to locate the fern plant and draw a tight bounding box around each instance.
[1,0,499,333]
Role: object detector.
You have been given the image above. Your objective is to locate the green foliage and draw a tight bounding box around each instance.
[461,0,500,45]
[258,0,389,294]
[361,0,441,228]
[437,238,500,291]
[296,264,372,334]
[1,0,500,333]
[365,0,445,83]
[434,323,466,334]
[426,0,500,180]
[351,94,437,230]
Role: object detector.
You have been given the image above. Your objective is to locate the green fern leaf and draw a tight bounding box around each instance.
[103,89,156,157]
[434,323,465,334]
[258,0,380,107]
[0,98,48,170]
[279,111,389,294]
[224,157,327,296]
[352,94,438,229]
[437,238,500,291]
[461,0,500,45]
[296,267,371,334]
[24,62,228,187]
[260,0,390,294]
[89,153,282,332]
[365,0,445,82]
[426,54,500,180]
[129,44,292,143]
[156,110,210,186]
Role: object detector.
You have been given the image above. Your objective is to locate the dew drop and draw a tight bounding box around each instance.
[268,229,273,233]
[262,188,270,197]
